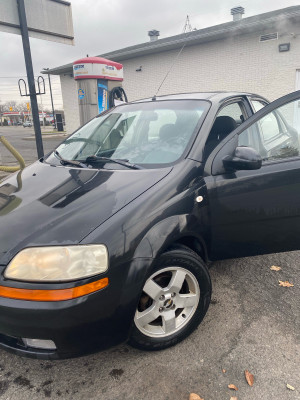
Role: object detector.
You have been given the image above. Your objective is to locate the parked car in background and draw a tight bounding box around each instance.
[0,90,299,359]
[23,121,32,127]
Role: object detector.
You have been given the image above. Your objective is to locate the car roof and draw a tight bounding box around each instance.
[132,91,266,104]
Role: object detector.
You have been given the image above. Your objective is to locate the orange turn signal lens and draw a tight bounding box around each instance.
[0,277,109,302]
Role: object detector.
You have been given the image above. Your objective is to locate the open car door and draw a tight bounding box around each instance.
[204,90,300,260]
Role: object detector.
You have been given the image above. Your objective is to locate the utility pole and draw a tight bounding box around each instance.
[43,68,56,130]
[17,0,44,158]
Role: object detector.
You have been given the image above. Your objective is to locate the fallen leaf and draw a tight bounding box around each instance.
[270,265,281,271]
[287,384,295,391]
[230,397,238,400]
[228,384,238,391]
[279,280,294,287]
[222,368,226,373]
[244,370,254,386]
[189,393,204,400]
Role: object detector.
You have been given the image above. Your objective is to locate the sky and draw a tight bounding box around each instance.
[0,0,299,110]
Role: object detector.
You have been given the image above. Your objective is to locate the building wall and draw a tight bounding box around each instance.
[121,22,300,102]
[58,20,300,131]
[60,74,80,133]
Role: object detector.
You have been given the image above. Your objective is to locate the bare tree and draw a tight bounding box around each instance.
[2,101,17,112]
[16,102,30,112]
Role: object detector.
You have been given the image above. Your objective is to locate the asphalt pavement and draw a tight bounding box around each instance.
[0,127,299,400]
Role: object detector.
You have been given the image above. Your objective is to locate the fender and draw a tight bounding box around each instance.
[133,214,208,268]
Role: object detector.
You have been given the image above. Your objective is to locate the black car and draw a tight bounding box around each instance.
[0,90,299,359]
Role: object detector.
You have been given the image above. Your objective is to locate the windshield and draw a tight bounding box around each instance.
[46,100,209,168]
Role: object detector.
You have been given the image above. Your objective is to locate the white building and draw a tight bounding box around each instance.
[46,6,300,134]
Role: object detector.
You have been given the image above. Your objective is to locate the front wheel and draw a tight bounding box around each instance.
[129,247,211,351]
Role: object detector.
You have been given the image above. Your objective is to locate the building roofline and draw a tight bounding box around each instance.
[43,5,300,75]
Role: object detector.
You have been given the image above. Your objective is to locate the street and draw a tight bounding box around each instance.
[0,127,299,400]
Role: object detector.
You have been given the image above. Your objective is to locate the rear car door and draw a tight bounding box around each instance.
[204,91,300,260]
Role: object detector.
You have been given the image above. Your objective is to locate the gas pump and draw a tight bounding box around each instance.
[73,57,128,126]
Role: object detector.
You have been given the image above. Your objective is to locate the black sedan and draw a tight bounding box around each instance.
[0,90,299,359]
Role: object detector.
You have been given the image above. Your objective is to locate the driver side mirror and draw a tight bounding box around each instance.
[222,146,262,171]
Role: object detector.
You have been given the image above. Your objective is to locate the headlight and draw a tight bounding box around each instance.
[4,245,108,282]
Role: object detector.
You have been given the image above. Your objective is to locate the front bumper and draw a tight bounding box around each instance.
[0,257,153,359]
[0,284,129,359]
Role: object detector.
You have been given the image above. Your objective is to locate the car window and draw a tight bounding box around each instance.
[259,112,281,141]
[218,102,245,125]
[47,100,209,167]
[251,100,266,112]
[238,98,300,162]
[205,101,245,157]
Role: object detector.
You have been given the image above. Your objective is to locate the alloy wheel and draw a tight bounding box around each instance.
[134,267,200,338]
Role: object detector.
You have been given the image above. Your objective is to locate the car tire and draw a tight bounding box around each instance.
[129,246,211,351]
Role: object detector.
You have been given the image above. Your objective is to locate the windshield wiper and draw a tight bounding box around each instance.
[54,151,86,168]
[83,156,142,170]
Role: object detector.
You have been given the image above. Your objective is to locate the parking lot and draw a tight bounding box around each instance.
[0,127,299,400]
[0,126,65,170]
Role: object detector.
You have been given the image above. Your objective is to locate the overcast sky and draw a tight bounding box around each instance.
[0,0,299,109]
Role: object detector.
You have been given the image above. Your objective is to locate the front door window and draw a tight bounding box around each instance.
[205,101,246,157]
[238,98,300,162]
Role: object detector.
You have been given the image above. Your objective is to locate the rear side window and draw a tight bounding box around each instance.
[251,100,267,113]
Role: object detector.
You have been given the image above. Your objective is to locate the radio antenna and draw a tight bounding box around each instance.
[183,15,192,33]
[152,29,194,100]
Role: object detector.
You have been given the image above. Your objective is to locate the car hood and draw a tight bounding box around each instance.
[0,161,171,264]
